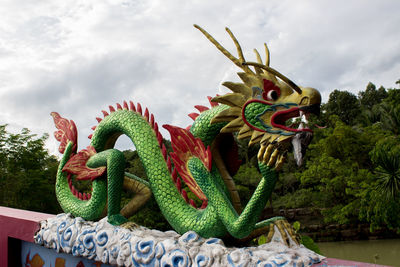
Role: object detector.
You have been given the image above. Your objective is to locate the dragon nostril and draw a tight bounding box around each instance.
[300,97,309,106]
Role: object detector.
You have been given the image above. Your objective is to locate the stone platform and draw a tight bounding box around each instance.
[0,206,392,266]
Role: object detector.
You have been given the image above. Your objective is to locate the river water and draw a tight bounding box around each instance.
[317,239,400,266]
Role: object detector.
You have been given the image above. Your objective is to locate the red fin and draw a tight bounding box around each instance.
[62,146,106,181]
[129,101,136,112]
[189,199,197,208]
[72,186,77,196]
[96,117,102,123]
[123,101,129,110]
[157,131,163,146]
[137,103,142,115]
[188,113,199,121]
[102,110,109,117]
[150,114,155,128]
[171,168,178,182]
[116,103,123,110]
[109,105,116,113]
[144,108,150,122]
[182,189,188,202]
[163,124,210,202]
[166,156,172,172]
[194,105,209,113]
[176,177,182,191]
[207,96,219,107]
[51,112,78,154]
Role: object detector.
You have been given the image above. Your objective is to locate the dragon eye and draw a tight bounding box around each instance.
[266,90,279,101]
[262,79,281,101]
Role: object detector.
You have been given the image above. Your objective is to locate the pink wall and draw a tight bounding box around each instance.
[0,206,54,266]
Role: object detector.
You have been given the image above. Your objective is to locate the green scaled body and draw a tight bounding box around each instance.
[55,105,280,238]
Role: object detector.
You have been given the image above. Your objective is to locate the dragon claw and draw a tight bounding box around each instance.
[120,221,140,231]
[258,144,286,171]
[260,218,300,247]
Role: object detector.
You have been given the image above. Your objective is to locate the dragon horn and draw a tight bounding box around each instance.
[242,61,303,95]
[264,43,270,67]
[194,24,253,74]
[252,49,264,74]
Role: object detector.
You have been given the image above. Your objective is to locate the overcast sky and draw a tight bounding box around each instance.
[1,0,399,155]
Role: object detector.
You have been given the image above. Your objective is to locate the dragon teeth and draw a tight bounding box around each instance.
[299,110,309,127]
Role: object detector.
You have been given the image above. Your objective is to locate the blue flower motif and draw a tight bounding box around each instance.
[96,231,109,247]
[195,254,210,267]
[181,231,199,243]
[60,224,74,249]
[133,239,157,264]
[161,249,190,267]
[72,229,97,259]
[205,238,222,244]
[110,245,120,259]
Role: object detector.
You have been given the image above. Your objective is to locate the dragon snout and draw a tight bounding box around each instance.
[298,87,321,107]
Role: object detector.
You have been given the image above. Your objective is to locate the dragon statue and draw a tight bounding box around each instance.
[51,25,321,242]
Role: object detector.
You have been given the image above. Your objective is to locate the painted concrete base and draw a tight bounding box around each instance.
[35,213,324,266]
[0,207,392,267]
[22,240,112,267]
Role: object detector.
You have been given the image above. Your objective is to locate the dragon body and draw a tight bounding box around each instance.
[52,25,321,240]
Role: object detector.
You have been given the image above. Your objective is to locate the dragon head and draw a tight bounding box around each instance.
[195,25,321,166]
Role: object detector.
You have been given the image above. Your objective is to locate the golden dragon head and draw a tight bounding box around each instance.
[195,25,321,166]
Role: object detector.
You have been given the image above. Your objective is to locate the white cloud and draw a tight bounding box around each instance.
[0,0,399,154]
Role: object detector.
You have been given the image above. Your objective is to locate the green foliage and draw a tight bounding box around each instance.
[271,81,400,232]
[292,221,301,232]
[358,82,388,110]
[294,121,385,224]
[257,234,266,245]
[233,164,261,204]
[357,136,400,231]
[323,90,360,125]
[233,164,261,187]
[370,136,400,199]
[300,235,321,254]
[0,125,61,214]
[295,221,320,254]
[376,102,400,135]
[124,150,148,179]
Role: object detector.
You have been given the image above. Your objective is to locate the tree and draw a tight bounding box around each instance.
[370,137,400,200]
[0,125,61,214]
[357,136,400,231]
[358,82,388,110]
[324,90,361,125]
[286,118,389,224]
